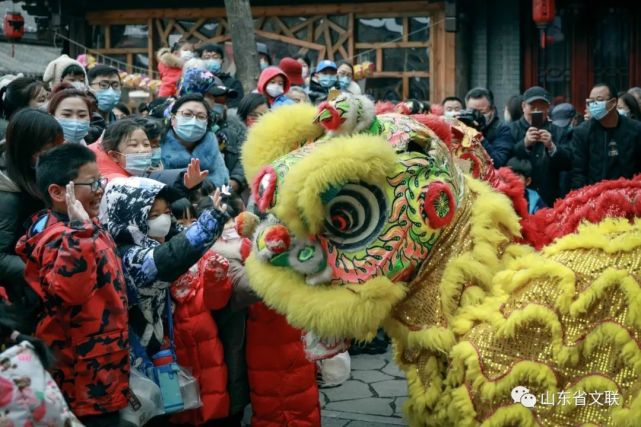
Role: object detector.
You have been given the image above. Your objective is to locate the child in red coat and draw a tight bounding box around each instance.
[157,41,193,97]
[16,144,129,427]
[170,250,232,426]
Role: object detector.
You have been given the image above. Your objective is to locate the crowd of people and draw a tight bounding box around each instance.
[0,38,640,427]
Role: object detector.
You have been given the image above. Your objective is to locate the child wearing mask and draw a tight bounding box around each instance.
[256,66,294,108]
[16,143,129,426]
[157,40,194,97]
[101,177,231,424]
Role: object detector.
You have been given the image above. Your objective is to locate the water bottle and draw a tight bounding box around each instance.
[150,349,184,413]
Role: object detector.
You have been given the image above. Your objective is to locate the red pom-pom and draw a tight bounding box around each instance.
[422,181,456,229]
[263,224,291,254]
[240,237,252,261]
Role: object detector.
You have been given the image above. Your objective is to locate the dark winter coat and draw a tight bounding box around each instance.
[0,153,43,330]
[307,78,337,105]
[511,117,572,206]
[216,114,248,192]
[16,211,129,417]
[482,115,515,168]
[216,72,245,109]
[101,177,229,359]
[570,115,641,190]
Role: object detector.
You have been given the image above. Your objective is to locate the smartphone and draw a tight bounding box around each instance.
[531,111,545,128]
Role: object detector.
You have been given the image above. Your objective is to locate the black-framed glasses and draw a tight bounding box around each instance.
[93,81,121,90]
[176,110,208,122]
[74,177,108,192]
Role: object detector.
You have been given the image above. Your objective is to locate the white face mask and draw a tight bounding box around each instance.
[147,213,172,238]
[617,108,629,117]
[70,81,87,90]
[180,50,194,61]
[266,83,284,98]
[503,109,511,123]
[444,110,458,120]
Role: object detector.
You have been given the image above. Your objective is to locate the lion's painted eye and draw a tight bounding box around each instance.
[323,183,386,249]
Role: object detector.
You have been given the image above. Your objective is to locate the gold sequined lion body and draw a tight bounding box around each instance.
[240,101,641,426]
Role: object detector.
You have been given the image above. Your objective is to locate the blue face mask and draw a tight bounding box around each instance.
[174,116,208,143]
[588,100,611,121]
[338,76,352,90]
[123,152,152,176]
[260,60,269,71]
[56,117,90,144]
[205,59,222,74]
[151,147,162,167]
[319,74,337,88]
[95,88,121,112]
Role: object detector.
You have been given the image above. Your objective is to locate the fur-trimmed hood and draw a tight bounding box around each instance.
[156,47,183,68]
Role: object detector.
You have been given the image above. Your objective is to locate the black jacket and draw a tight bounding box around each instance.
[570,115,641,189]
[0,153,42,332]
[482,115,515,168]
[511,117,572,206]
[217,73,245,109]
[308,79,338,104]
[216,114,248,192]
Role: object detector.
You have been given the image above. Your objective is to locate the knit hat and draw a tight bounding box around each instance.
[178,67,216,97]
[279,57,304,86]
[43,54,87,88]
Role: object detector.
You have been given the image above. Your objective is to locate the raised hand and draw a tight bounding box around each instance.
[209,188,228,213]
[66,182,90,222]
[183,158,210,189]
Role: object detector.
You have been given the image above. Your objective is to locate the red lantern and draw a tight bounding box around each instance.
[3,12,25,41]
[532,0,556,27]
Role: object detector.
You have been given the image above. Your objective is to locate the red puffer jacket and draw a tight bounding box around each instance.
[246,302,320,427]
[16,211,129,417]
[171,251,232,425]
[157,47,183,97]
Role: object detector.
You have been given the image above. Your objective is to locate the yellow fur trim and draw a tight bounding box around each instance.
[448,341,559,400]
[437,177,522,321]
[245,254,406,340]
[383,318,456,354]
[479,405,539,427]
[570,269,641,328]
[542,218,641,256]
[611,390,641,427]
[241,103,324,183]
[274,134,397,237]
[558,375,619,414]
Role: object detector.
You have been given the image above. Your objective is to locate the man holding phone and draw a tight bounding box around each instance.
[510,86,571,206]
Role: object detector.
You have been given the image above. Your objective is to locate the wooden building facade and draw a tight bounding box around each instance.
[83,1,453,103]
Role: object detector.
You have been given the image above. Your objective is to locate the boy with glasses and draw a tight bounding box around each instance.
[87,65,122,125]
[16,143,129,427]
[570,83,641,189]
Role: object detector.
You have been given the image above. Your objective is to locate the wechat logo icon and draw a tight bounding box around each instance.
[512,386,537,408]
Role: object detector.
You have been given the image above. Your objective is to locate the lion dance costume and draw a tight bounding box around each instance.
[239,91,641,426]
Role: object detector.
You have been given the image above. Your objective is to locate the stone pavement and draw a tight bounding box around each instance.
[320,347,409,426]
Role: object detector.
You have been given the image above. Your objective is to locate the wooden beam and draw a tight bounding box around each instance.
[290,16,320,35]
[324,19,333,60]
[347,13,354,62]
[86,2,436,24]
[94,48,148,54]
[147,17,154,76]
[254,29,325,51]
[104,25,111,49]
[273,16,295,38]
[376,48,382,72]
[403,75,409,100]
[127,53,133,74]
[402,17,409,43]
[373,71,430,78]
[355,41,429,49]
